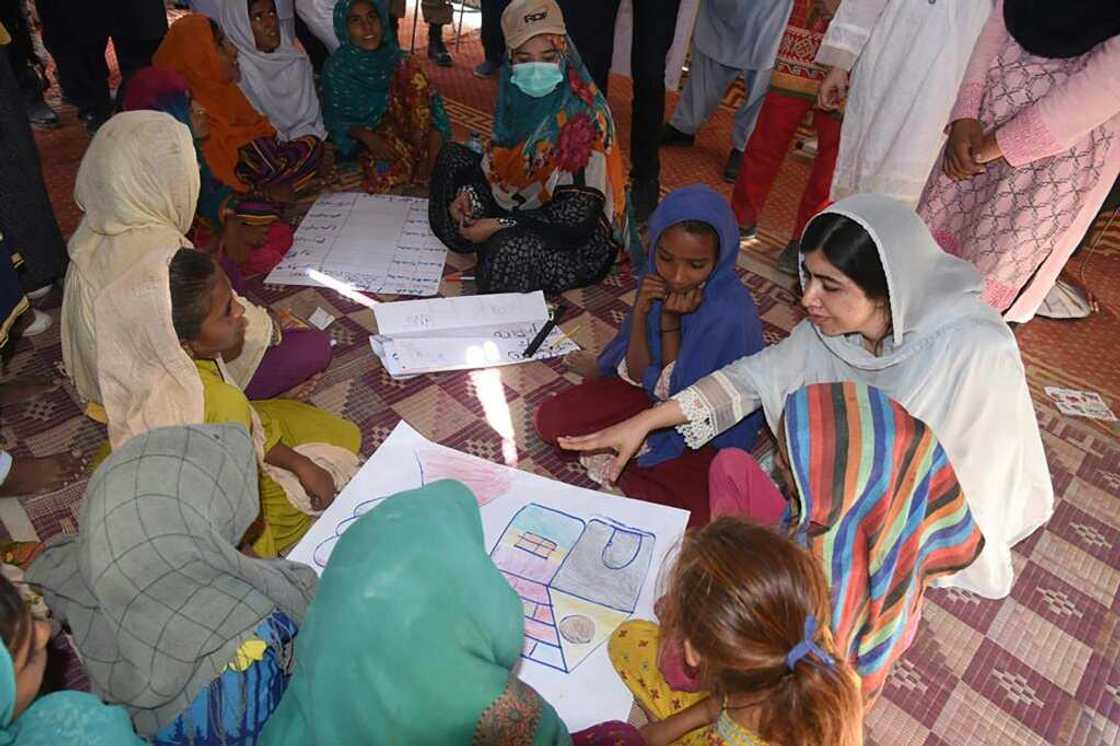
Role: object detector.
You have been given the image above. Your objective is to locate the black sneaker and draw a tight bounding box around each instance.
[658,123,695,148]
[473,60,500,78]
[631,178,660,224]
[427,26,453,67]
[739,223,757,240]
[26,100,59,129]
[776,239,800,276]
[723,148,743,183]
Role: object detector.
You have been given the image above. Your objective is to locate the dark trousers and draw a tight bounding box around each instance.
[0,0,45,104]
[561,0,682,182]
[627,0,681,181]
[481,0,512,64]
[294,15,329,73]
[36,0,167,115]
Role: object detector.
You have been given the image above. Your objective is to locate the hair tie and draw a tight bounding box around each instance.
[785,614,836,672]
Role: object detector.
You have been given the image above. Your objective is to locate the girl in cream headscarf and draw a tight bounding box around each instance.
[93,244,360,557]
[61,111,331,414]
[561,194,1054,601]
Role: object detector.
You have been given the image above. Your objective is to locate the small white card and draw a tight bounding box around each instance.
[1045,387,1118,421]
[308,307,336,330]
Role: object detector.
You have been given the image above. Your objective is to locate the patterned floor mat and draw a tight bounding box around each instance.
[9,21,1120,746]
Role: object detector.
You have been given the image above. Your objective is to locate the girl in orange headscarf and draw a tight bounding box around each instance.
[153,13,326,200]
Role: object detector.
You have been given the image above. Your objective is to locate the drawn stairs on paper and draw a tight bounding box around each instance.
[490,503,655,673]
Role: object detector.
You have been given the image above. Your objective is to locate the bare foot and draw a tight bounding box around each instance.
[565,350,601,379]
[0,378,61,407]
[0,452,86,497]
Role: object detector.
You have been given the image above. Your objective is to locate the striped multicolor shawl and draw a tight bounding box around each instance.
[785,381,985,701]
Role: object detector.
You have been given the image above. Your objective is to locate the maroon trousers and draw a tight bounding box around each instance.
[534,377,715,527]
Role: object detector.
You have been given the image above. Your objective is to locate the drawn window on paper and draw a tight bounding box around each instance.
[515,532,558,560]
[490,503,655,673]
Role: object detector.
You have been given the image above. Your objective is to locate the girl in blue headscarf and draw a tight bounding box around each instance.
[0,572,145,745]
[535,185,766,526]
[321,0,451,193]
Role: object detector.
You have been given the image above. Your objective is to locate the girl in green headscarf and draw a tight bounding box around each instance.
[261,479,571,745]
[321,0,452,194]
[0,572,144,745]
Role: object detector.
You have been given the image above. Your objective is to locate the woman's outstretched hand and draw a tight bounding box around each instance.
[558,419,649,484]
[557,401,688,484]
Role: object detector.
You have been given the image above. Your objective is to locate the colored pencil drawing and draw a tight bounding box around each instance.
[490,504,656,673]
[311,447,513,568]
[416,446,512,505]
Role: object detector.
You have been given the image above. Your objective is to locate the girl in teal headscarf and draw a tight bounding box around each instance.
[321,0,452,193]
[261,479,572,745]
[0,573,144,745]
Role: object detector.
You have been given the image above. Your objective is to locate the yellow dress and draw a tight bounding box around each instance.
[608,620,767,746]
[196,360,360,557]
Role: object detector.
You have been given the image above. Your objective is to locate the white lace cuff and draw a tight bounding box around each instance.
[673,388,717,449]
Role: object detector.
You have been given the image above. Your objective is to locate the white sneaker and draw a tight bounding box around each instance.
[22,309,52,336]
[1036,279,1093,320]
[26,285,52,300]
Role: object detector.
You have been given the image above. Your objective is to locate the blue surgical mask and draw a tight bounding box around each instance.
[510,62,564,98]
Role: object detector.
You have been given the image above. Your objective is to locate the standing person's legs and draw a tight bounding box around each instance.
[794,109,842,235]
[422,0,454,66]
[729,66,772,153]
[730,91,811,231]
[664,47,739,141]
[556,0,621,95]
[387,0,405,43]
[0,47,66,295]
[722,67,774,182]
[0,0,56,126]
[629,0,682,221]
[37,0,110,124]
[109,0,168,104]
[476,0,511,76]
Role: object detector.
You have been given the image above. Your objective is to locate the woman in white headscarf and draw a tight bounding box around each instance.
[219,0,327,142]
[560,194,1054,601]
[60,111,329,416]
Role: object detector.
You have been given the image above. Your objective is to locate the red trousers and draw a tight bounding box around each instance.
[534,377,715,527]
[731,91,842,238]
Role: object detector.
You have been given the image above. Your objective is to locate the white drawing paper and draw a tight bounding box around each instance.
[265,193,447,296]
[287,421,690,731]
[369,291,579,376]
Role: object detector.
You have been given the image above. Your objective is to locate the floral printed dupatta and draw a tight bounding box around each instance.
[485,38,632,252]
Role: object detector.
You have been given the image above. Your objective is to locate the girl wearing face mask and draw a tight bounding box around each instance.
[560,194,1054,601]
[321,0,452,193]
[536,186,765,525]
[428,0,636,294]
[0,572,145,744]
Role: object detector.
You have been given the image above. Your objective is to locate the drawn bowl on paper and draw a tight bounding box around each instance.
[558,614,595,645]
[416,447,512,506]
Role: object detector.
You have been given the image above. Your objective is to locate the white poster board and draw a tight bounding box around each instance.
[288,421,690,731]
[266,193,447,296]
[610,0,701,91]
